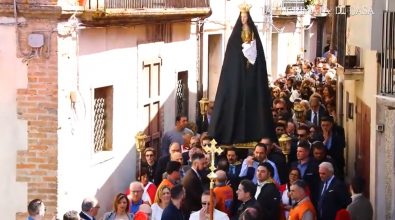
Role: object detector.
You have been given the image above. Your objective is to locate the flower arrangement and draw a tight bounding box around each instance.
[304,0,317,8]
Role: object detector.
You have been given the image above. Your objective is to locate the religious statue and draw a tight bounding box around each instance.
[240,5,256,68]
[208,2,277,145]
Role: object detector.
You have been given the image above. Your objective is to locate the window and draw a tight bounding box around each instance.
[146,24,172,43]
[176,71,189,117]
[93,86,113,152]
[380,11,395,95]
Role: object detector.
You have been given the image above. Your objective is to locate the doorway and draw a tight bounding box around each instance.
[355,98,371,197]
[208,34,222,101]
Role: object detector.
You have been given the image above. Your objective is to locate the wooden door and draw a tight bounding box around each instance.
[355,98,370,197]
[141,58,162,152]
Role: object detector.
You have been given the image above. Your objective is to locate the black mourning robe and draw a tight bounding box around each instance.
[208,12,277,145]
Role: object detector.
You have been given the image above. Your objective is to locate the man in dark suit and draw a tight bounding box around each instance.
[305,93,328,127]
[311,141,339,176]
[320,116,346,179]
[225,147,242,191]
[196,102,213,134]
[347,176,373,220]
[182,152,207,219]
[162,184,185,220]
[233,179,259,220]
[317,162,351,220]
[255,162,281,220]
[291,140,320,205]
[154,142,187,185]
[141,147,157,183]
[260,137,287,184]
[79,197,99,220]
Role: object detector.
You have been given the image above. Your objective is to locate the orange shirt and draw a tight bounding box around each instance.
[213,185,233,216]
[289,198,317,220]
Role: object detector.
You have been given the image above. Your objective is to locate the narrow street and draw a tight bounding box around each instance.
[0,0,394,219]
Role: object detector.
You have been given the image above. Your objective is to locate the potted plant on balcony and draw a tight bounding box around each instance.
[78,0,86,6]
[305,0,323,16]
[304,0,316,9]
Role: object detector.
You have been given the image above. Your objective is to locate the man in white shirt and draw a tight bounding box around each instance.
[189,190,229,220]
[239,143,280,184]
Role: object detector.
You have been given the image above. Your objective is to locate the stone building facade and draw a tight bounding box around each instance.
[0,0,210,219]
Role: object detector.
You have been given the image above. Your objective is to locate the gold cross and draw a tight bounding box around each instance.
[203,139,223,176]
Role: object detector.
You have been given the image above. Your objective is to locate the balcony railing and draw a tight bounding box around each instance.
[380,11,395,96]
[271,0,328,16]
[105,0,209,9]
[272,0,305,15]
[83,0,209,10]
[74,0,211,24]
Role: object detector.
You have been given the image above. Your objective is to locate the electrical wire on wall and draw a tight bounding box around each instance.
[58,11,87,125]
[14,0,30,59]
[14,0,53,64]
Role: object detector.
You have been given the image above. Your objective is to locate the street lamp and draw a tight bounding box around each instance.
[135,131,148,180]
[278,134,292,163]
[199,97,210,122]
[293,102,305,123]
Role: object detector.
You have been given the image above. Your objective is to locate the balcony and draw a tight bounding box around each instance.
[103,0,210,9]
[271,0,328,17]
[71,0,211,25]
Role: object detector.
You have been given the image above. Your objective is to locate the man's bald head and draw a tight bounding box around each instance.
[138,203,151,214]
[171,152,183,164]
[215,170,227,183]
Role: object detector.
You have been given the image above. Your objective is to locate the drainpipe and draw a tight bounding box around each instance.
[316,17,324,57]
[330,0,338,54]
[196,19,204,121]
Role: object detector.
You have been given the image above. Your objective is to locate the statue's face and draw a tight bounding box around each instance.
[241,12,249,25]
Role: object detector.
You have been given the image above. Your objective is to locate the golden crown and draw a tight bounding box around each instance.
[239,2,252,13]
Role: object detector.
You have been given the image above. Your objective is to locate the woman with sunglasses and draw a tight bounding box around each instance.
[278,167,305,220]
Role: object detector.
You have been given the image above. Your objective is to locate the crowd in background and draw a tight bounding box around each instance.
[26,53,373,220]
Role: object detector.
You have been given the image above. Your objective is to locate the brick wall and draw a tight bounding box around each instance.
[15,19,58,220]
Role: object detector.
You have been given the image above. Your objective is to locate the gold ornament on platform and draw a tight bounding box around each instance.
[234,142,258,149]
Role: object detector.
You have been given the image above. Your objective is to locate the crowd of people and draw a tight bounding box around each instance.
[26,55,374,220]
[23,1,375,219]
[114,53,373,220]
[25,11,374,217]
[24,2,375,220]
